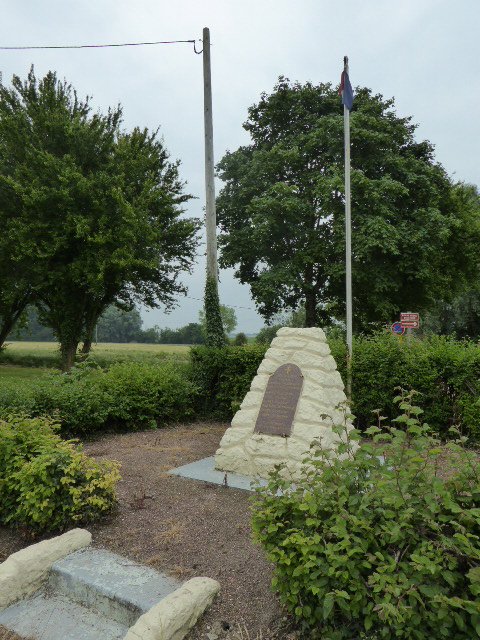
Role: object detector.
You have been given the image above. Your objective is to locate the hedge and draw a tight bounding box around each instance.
[330,333,480,441]
[190,334,480,441]
[190,345,268,419]
[0,360,197,436]
[1,334,479,441]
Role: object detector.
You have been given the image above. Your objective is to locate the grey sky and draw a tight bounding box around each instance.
[2,1,479,333]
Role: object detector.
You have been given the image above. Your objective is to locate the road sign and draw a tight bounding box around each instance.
[400,313,420,329]
[391,322,405,335]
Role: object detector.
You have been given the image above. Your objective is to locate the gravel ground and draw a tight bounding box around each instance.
[0,422,290,640]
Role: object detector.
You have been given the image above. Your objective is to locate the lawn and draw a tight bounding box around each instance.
[0,365,49,381]
[0,341,191,369]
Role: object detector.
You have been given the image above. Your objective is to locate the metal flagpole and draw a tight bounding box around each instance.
[342,56,353,402]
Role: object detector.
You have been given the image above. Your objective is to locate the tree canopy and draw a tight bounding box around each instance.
[216,78,480,329]
[0,69,199,367]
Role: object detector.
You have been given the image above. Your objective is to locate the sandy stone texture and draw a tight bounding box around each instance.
[215,327,353,479]
[0,529,92,610]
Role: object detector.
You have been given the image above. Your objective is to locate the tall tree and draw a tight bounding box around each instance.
[0,69,199,368]
[216,78,480,330]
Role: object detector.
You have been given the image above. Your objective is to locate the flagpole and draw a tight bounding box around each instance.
[343,55,353,402]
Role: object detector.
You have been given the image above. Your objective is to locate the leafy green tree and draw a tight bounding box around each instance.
[422,287,480,339]
[216,78,480,330]
[199,302,237,337]
[233,332,248,345]
[0,69,199,369]
[156,322,204,344]
[421,184,480,338]
[136,326,161,344]
[96,306,143,343]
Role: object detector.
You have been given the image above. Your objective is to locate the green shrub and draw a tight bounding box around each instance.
[31,363,112,435]
[102,361,196,429]
[332,333,480,441]
[0,382,37,418]
[0,414,120,532]
[252,391,480,639]
[1,360,197,436]
[190,345,267,418]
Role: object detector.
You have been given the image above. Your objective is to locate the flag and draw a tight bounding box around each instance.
[339,70,354,110]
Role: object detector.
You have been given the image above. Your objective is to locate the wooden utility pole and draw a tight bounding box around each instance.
[203,26,218,280]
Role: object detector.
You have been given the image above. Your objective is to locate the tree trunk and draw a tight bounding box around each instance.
[0,323,12,350]
[81,336,93,355]
[61,342,78,372]
[305,291,317,327]
[0,299,30,350]
[82,306,103,355]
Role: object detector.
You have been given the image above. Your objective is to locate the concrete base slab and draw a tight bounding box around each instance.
[0,590,128,640]
[169,456,267,491]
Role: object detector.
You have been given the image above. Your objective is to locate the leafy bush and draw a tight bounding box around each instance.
[190,345,267,418]
[102,361,196,429]
[0,414,120,532]
[252,392,480,639]
[331,333,480,441]
[0,360,197,435]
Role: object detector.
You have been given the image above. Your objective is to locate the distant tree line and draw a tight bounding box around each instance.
[9,303,243,346]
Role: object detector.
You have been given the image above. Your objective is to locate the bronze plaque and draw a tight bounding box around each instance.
[254,363,303,437]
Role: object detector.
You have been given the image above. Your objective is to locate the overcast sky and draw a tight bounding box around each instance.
[2,1,479,333]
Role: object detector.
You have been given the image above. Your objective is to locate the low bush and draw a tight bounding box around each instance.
[190,345,267,419]
[0,360,197,436]
[252,391,480,639]
[0,414,120,532]
[102,361,196,430]
[331,333,480,441]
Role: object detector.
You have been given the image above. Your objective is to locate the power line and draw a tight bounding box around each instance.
[0,39,202,53]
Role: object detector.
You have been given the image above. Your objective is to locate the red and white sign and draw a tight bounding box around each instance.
[400,313,420,329]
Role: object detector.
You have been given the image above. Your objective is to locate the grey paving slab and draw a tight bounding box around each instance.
[50,548,180,627]
[0,591,128,640]
[169,455,267,491]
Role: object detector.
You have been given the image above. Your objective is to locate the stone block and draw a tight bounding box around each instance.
[0,529,92,611]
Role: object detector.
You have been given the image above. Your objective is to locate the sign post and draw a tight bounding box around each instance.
[391,321,405,336]
[400,312,420,329]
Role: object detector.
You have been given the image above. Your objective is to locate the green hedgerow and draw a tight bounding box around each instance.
[0,414,120,532]
[252,391,480,639]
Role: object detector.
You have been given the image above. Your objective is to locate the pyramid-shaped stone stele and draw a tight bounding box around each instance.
[215,327,353,479]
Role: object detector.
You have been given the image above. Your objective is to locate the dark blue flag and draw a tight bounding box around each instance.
[339,70,354,110]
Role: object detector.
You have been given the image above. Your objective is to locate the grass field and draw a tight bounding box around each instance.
[0,341,191,369]
[0,365,49,381]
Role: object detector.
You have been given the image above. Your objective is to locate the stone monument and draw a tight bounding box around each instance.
[214,327,353,479]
